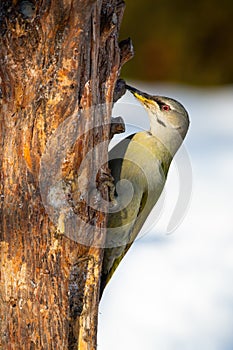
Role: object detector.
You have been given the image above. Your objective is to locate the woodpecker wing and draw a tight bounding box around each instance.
[100,131,171,297]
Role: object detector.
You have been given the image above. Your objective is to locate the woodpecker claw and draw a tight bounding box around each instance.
[97,167,117,206]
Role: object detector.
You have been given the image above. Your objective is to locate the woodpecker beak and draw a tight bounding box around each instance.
[126,85,155,107]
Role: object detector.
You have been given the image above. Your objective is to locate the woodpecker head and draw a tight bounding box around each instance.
[126,84,190,154]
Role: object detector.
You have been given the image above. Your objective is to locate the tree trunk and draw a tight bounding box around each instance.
[0,1,133,349]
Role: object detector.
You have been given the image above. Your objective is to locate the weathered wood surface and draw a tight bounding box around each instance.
[0,1,133,349]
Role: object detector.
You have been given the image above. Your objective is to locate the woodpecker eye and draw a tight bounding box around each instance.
[161,104,171,111]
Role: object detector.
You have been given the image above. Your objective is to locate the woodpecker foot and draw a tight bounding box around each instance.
[97,167,117,206]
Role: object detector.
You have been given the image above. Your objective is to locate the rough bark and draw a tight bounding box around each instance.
[0,1,133,349]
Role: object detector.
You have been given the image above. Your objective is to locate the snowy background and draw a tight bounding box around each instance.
[98,83,233,350]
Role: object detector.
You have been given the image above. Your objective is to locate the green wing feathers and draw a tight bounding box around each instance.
[100,132,172,297]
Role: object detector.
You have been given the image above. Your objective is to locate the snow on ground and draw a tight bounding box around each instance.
[98,83,233,350]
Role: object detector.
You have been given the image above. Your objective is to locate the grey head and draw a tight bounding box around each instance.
[126,84,190,154]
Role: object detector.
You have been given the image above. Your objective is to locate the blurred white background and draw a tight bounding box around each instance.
[98,83,233,350]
